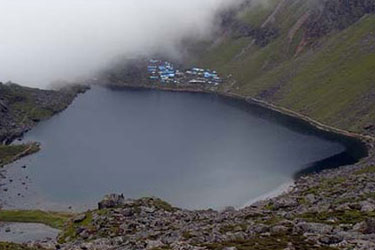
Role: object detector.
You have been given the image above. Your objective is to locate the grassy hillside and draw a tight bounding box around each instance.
[0,83,88,166]
[195,0,375,137]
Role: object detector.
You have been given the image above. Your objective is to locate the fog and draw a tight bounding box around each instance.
[0,0,240,88]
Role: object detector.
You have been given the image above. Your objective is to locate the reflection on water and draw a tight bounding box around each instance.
[0,87,367,210]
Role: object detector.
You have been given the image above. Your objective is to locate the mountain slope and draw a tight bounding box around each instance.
[194,0,375,138]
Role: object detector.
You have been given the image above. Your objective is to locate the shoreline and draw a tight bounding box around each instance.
[1,82,375,249]
[108,82,374,155]
[106,82,374,207]
[2,82,372,214]
[242,179,295,209]
[109,82,375,144]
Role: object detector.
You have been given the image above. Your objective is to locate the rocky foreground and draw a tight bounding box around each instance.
[24,148,375,250]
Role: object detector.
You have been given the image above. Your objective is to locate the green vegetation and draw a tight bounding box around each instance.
[58,211,93,243]
[182,231,193,239]
[0,210,73,229]
[299,210,375,225]
[0,143,40,167]
[132,197,177,212]
[148,198,176,212]
[59,198,177,243]
[237,0,280,26]
[303,176,347,196]
[150,247,172,250]
[0,83,88,167]
[355,165,375,175]
[0,242,42,250]
[219,224,247,234]
[202,233,336,250]
[195,0,375,137]
[1,83,57,123]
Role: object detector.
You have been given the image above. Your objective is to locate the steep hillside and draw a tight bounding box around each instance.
[195,0,375,138]
[0,82,88,166]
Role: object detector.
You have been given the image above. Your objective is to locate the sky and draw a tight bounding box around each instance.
[0,0,240,88]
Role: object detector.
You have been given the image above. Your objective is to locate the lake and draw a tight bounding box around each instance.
[1,87,367,210]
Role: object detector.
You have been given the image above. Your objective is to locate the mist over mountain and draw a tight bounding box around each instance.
[0,0,240,88]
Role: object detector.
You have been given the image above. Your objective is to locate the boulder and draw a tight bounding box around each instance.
[146,240,164,249]
[272,198,298,210]
[73,214,87,223]
[294,222,333,235]
[360,201,375,213]
[319,234,343,245]
[270,225,289,234]
[357,218,375,234]
[98,194,125,209]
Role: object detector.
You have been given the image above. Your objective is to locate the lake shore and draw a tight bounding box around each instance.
[0,84,89,209]
[108,82,375,146]
[1,82,375,249]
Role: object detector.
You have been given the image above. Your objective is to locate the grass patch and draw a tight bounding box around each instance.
[355,166,375,175]
[237,0,280,27]
[151,198,176,212]
[298,210,375,225]
[58,211,93,243]
[182,231,193,239]
[202,233,335,250]
[0,242,42,250]
[0,143,40,167]
[0,210,73,229]
[303,176,347,196]
[132,197,177,212]
[219,224,247,234]
[197,2,375,136]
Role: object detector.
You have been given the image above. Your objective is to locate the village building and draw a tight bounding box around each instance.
[146,59,222,86]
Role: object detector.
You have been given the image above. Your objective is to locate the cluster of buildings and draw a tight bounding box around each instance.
[147,59,222,86]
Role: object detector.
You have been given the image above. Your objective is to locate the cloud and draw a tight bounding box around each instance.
[0,0,239,88]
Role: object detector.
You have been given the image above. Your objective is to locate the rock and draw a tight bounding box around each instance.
[253,224,269,234]
[318,234,343,245]
[270,225,289,234]
[98,193,125,209]
[223,247,237,250]
[294,222,333,234]
[222,206,236,213]
[73,214,87,223]
[143,206,156,213]
[356,218,375,234]
[284,242,295,250]
[305,194,316,204]
[364,124,375,131]
[348,203,362,210]
[360,201,375,212]
[79,230,90,239]
[5,227,11,233]
[273,198,298,210]
[233,225,243,232]
[75,227,85,235]
[122,208,134,217]
[146,240,164,249]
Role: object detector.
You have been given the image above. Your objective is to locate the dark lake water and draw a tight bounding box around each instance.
[1,87,367,210]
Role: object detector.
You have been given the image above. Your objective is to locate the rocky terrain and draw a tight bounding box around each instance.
[1,1,375,249]
[21,147,373,250]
